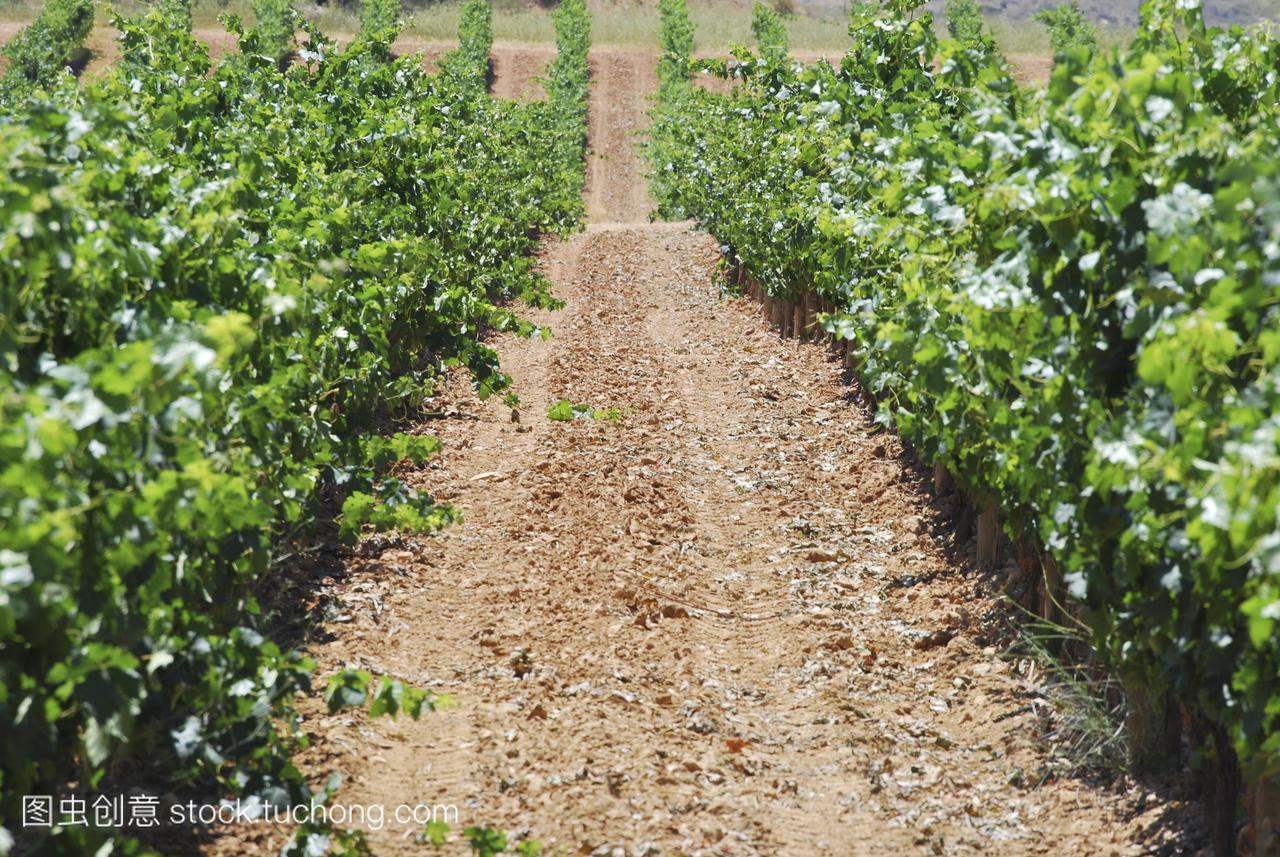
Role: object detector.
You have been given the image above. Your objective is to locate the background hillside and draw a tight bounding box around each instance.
[1,0,1273,51]
[789,0,1276,26]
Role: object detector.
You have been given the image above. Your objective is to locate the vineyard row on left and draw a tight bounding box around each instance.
[0,0,589,852]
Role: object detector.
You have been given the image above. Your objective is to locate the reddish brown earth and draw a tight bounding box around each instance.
[209,45,1193,857]
[1006,51,1054,85]
[490,44,555,101]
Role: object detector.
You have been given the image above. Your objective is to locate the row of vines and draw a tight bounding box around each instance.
[0,0,93,101]
[0,0,588,852]
[648,0,1279,852]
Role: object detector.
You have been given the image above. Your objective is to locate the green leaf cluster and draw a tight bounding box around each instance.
[359,0,401,40]
[417,823,542,856]
[547,399,622,421]
[249,0,298,65]
[945,0,986,47]
[543,0,591,210]
[751,1,789,60]
[324,669,447,719]
[1033,0,1098,55]
[439,0,493,94]
[656,0,695,102]
[0,0,93,102]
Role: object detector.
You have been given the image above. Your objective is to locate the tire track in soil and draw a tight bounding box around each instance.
[585,50,655,224]
[218,45,1193,857]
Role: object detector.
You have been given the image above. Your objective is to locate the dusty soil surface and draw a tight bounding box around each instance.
[0,22,19,75]
[585,48,657,222]
[226,45,1198,857]
[490,44,555,102]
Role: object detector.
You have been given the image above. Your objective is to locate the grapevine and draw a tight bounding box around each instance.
[647,0,1280,848]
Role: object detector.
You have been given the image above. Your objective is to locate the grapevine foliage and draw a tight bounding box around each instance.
[0,0,589,852]
[657,0,694,102]
[0,0,93,102]
[750,1,788,60]
[439,0,494,93]
[648,0,1280,837]
[359,0,400,39]
[249,0,298,65]
[1034,0,1099,55]
[945,0,986,46]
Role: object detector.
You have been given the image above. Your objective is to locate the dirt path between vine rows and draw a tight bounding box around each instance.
[212,47,1197,857]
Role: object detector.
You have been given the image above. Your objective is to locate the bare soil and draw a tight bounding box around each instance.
[490,44,555,102]
[235,45,1197,857]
